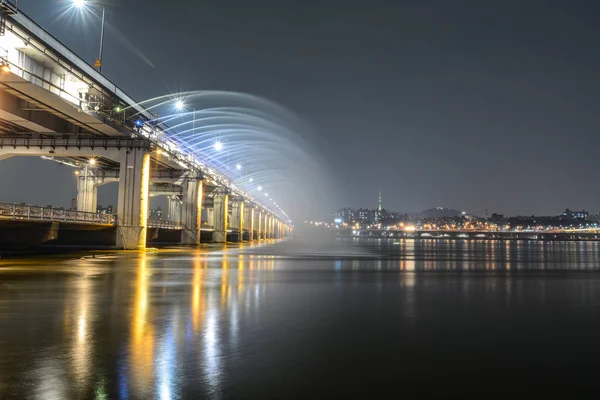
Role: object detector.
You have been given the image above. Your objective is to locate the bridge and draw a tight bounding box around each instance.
[0,2,291,250]
[337,228,600,241]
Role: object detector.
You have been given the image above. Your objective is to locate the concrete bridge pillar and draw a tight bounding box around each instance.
[256,210,263,239]
[271,216,276,239]
[245,206,255,241]
[263,213,269,239]
[116,148,151,250]
[76,170,98,213]
[267,215,273,239]
[231,200,245,243]
[167,195,181,224]
[213,192,229,243]
[181,177,203,245]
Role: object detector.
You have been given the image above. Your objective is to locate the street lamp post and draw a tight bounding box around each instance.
[97,4,106,73]
[72,0,107,73]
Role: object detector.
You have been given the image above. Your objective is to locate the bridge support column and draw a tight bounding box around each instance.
[76,170,98,213]
[245,206,255,241]
[116,148,150,250]
[262,213,269,239]
[181,177,203,245]
[213,192,229,243]
[255,210,263,240]
[230,200,245,242]
[271,216,276,239]
[167,195,181,224]
[266,215,272,239]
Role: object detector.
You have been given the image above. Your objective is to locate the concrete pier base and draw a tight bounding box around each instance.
[181,177,203,245]
[213,192,229,243]
[116,148,150,250]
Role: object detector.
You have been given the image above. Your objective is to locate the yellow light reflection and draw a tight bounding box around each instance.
[130,253,155,394]
[192,257,207,333]
[71,278,92,388]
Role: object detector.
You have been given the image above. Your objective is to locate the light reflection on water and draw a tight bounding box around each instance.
[1,239,600,398]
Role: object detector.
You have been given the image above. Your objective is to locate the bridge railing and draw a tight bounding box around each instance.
[147,219,184,230]
[0,202,115,225]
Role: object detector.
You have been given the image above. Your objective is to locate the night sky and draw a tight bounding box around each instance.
[2,0,600,218]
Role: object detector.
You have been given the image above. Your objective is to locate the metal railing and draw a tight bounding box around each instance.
[0,202,115,225]
[147,219,184,230]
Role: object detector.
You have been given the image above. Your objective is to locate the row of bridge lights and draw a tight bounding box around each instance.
[172,99,289,221]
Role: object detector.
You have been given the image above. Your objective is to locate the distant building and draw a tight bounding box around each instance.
[332,192,410,227]
[561,209,589,221]
[375,191,382,223]
[333,208,355,224]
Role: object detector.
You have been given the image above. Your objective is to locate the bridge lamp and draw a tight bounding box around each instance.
[89,158,96,165]
[249,178,254,182]
[265,192,268,196]
[213,141,223,152]
[236,164,242,170]
[174,100,185,112]
[72,0,86,8]
[1,62,10,72]
[258,186,262,191]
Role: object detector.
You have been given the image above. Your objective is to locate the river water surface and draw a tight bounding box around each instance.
[1,239,600,398]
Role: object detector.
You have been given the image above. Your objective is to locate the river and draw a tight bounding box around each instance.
[1,239,600,398]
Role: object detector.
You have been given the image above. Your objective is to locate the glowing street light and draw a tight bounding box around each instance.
[72,0,86,7]
[236,164,242,170]
[214,141,223,151]
[249,178,254,182]
[258,186,262,191]
[174,100,185,111]
[88,158,96,165]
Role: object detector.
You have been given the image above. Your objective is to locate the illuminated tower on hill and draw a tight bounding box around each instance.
[375,191,382,223]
